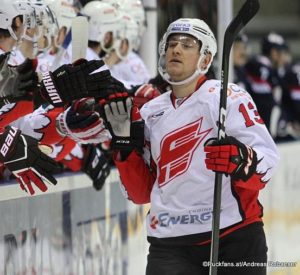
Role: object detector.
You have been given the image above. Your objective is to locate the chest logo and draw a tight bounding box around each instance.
[157,118,212,186]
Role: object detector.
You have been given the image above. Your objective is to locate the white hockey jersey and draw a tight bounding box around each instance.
[115,78,279,245]
[110,51,150,88]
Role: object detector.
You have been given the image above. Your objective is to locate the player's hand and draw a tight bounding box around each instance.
[82,144,111,191]
[40,59,126,107]
[0,126,61,195]
[204,136,257,181]
[132,84,161,108]
[56,98,111,144]
[101,93,144,155]
[0,53,38,106]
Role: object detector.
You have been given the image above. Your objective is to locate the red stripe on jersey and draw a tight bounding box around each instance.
[196,172,268,246]
[247,72,271,85]
[196,217,263,245]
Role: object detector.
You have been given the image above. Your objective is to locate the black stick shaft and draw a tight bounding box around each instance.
[209,1,260,275]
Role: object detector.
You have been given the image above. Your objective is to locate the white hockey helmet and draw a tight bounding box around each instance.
[117,13,139,58]
[0,0,44,41]
[34,5,59,52]
[82,1,119,44]
[158,18,217,86]
[103,0,145,50]
[119,0,145,50]
[82,1,125,55]
[44,0,77,31]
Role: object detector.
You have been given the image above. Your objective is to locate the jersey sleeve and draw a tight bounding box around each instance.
[113,150,155,204]
[0,101,33,128]
[225,84,280,190]
[10,105,64,144]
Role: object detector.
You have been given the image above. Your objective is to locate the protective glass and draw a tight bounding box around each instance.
[166,34,200,50]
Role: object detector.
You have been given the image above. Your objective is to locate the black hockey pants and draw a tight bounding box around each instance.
[146,222,267,275]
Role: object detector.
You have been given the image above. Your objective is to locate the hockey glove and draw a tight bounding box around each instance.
[0,126,61,195]
[102,93,144,155]
[204,136,257,181]
[56,98,111,144]
[0,53,38,106]
[40,59,126,107]
[82,144,111,191]
[131,84,161,108]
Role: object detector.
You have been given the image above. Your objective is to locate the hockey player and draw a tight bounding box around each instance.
[101,18,279,275]
[233,33,252,92]
[0,0,63,194]
[83,0,150,88]
[109,0,151,85]
[280,61,300,139]
[245,32,290,137]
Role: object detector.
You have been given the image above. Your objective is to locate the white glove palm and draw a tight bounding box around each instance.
[104,97,132,137]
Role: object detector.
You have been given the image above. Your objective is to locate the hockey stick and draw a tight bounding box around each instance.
[71,16,89,62]
[209,1,260,275]
[50,28,72,71]
[50,14,88,70]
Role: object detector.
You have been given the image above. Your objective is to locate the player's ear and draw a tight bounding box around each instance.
[200,52,212,71]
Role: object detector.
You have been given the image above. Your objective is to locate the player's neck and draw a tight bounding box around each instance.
[171,77,200,98]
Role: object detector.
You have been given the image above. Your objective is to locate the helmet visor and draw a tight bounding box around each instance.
[166,34,201,51]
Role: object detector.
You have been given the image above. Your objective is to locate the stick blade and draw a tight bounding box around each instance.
[71,16,89,62]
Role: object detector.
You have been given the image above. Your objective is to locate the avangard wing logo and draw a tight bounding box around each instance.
[157,118,212,187]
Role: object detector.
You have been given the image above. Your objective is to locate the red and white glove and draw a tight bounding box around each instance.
[204,136,257,181]
[0,126,62,195]
[56,98,111,144]
[133,84,161,108]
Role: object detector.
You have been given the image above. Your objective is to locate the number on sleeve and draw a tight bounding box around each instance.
[239,102,264,127]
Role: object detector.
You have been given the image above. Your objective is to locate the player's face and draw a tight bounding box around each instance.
[233,41,247,66]
[165,34,200,82]
[104,32,113,49]
[20,27,38,58]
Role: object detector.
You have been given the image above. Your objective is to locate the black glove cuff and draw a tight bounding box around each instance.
[40,71,64,107]
[0,126,21,162]
[232,144,258,181]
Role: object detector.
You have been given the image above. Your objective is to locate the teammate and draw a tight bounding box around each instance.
[233,33,251,92]
[102,18,279,274]
[280,61,300,139]
[0,0,62,194]
[245,32,290,137]
[0,0,117,193]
